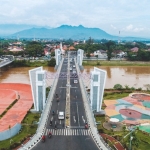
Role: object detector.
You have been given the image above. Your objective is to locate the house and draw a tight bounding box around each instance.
[130,47,139,53]
[69,46,75,51]
[94,50,107,58]
[8,46,23,52]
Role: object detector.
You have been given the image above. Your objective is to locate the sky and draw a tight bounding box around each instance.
[0,0,150,37]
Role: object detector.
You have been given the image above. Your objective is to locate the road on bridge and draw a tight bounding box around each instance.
[32,52,99,150]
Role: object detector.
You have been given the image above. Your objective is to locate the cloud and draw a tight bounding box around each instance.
[123,24,144,33]
[0,0,150,37]
[110,24,117,30]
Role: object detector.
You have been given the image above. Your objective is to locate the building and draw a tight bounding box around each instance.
[77,49,84,66]
[60,42,65,55]
[29,67,46,112]
[55,49,61,66]
[90,67,107,112]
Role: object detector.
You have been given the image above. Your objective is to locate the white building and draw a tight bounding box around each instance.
[77,49,84,66]
[29,67,46,112]
[60,42,65,55]
[55,49,61,66]
[90,67,107,112]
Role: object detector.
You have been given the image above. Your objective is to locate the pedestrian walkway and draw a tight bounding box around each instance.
[45,128,91,136]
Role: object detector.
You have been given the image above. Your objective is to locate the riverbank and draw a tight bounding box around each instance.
[11,59,56,67]
[11,59,150,67]
[83,60,150,66]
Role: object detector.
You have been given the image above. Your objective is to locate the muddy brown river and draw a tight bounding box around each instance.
[0,66,150,90]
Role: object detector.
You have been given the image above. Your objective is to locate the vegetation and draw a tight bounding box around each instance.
[96,88,150,150]
[0,112,40,150]
[46,87,50,98]
[0,99,18,119]
[12,60,49,67]
[51,52,55,57]
[82,60,150,66]
[25,41,43,57]
[113,84,123,90]
[103,92,130,100]
[48,58,56,67]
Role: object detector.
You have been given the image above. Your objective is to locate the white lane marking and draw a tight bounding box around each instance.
[51,116,53,121]
[60,120,61,124]
[73,116,76,123]
[82,116,85,123]
[76,102,80,127]
[55,121,56,125]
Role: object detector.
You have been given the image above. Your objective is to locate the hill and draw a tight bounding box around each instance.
[0,24,149,40]
[11,25,114,40]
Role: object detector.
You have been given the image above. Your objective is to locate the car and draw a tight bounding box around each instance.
[74,79,78,83]
[73,70,76,74]
[58,111,65,120]
[73,65,75,68]
[70,67,72,71]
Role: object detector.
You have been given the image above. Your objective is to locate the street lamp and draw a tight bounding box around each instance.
[129,135,133,150]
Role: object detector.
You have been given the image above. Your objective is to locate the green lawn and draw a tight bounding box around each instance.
[0,112,40,150]
[103,92,131,100]
[83,60,150,66]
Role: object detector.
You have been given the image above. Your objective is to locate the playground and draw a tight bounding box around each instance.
[104,93,150,125]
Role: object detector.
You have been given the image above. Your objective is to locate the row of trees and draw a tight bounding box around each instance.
[1,38,150,61]
[75,39,150,61]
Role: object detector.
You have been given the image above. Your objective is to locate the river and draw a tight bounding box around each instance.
[0,66,150,90]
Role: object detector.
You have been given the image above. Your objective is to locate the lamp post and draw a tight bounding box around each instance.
[129,133,133,150]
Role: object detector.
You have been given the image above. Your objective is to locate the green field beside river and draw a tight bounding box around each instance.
[83,60,150,66]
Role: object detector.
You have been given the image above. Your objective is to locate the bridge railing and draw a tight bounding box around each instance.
[19,58,64,150]
[75,60,112,150]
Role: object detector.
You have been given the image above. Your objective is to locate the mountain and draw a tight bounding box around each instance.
[10,25,115,40]
[0,24,149,40]
[0,24,51,36]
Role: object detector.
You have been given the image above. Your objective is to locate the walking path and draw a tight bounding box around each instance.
[100,133,125,150]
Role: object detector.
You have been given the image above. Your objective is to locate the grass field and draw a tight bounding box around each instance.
[83,60,150,66]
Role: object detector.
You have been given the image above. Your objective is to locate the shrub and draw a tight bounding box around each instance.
[113,84,123,90]
[48,58,56,67]
[96,62,100,65]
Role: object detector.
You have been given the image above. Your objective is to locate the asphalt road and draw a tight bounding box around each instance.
[32,52,99,150]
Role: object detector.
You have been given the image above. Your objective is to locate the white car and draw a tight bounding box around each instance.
[74,79,78,83]
[73,70,76,74]
[73,65,75,68]
[58,112,65,120]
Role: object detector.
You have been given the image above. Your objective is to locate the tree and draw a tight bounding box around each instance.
[105,41,115,61]
[48,58,56,67]
[124,85,130,90]
[86,53,91,58]
[51,52,55,57]
[25,41,43,57]
[113,84,123,90]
